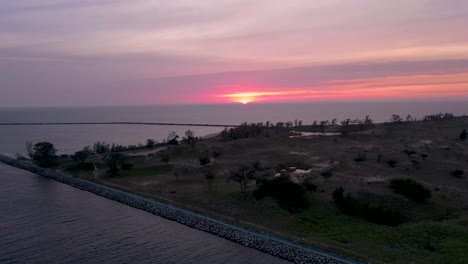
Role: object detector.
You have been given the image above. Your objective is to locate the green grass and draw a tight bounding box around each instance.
[294,202,468,263]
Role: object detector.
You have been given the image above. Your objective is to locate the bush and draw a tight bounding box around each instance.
[423,112,454,121]
[387,160,397,167]
[389,114,403,123]
[105,153,125,177]
[403,149,416,157]
[332,187,405,226]
[121,163,134,170]
[199,156,211,166]
[321,171,333,179]
[220,122,268,140]
[183,130,197,146]
[72,149,92,163]
[302,177,318,192]
[145,139,156,148]
[212,151,222,158]
[252,160,263,171]
[354,153,366,162]
[254,176,311,213]
[332,187,360,216]
[390,178,431,202]
[93,141,110,154]
[450,169,464,178]
[160,154,170,163]
[460,129,467,141]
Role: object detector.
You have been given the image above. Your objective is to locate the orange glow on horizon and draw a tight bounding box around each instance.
[218,90,299,104]
[214,72,468,103]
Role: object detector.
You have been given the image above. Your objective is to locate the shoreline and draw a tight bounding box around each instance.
[0,154,359,264]
[0,122,237,127]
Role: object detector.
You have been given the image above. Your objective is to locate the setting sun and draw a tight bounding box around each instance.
[218,91,287,104]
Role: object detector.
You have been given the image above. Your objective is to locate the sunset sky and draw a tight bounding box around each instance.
[1,0,468,106]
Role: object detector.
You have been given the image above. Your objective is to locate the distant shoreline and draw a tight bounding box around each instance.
[0,154,358,264]
[0,122,237,128]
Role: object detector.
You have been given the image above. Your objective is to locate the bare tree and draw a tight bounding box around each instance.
[389,114,403,123]
[229,165,256,192]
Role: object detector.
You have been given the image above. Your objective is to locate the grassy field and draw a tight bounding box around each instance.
[58,117,468,263]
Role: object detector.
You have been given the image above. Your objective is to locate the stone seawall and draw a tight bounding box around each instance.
[0,154,360,264]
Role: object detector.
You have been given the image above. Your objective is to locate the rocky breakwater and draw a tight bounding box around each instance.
[0,154,360,264]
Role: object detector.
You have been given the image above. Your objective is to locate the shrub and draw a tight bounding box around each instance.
[354,153,366,162]
[332,187,360,216]
[402,149,416,157]
[333,187,344,202]
[387,160,397,167]
[160,154,170,163]
[254,176,311,213]
[332,187,405,226]
[72,149,92,163]
[105,153,125,177]
[220,122,269,140]
[389,114,403,123]
[420,154,428,160]
[460,129,467,141]
[199,156,211,166]
[93,141,110,154]
[145,139,156,148]
[376,153,382,162]
[252,160,263,171]
[212,151,222,158]
[423,112,454,121]
[302,177,318,192]
[121,163,134,170]
[321,171,333,179]
[167,131,179,145]
[390,178,431,202]
[450,170,464,178]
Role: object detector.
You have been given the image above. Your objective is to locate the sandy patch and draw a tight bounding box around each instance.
[420,140,432,144]
[289,131,341,138]
[289,151,309,156]
[125,147,167,157]
[365,176,386,183]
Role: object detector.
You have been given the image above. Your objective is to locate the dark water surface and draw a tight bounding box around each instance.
[0,163,290,264]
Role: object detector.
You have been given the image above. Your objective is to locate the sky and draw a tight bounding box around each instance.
[1,0,468,106]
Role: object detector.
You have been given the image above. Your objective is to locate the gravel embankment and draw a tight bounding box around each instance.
[0,154,360,264]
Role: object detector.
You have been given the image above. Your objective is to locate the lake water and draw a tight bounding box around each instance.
[1,102,467,155]
[0,163,290,264]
